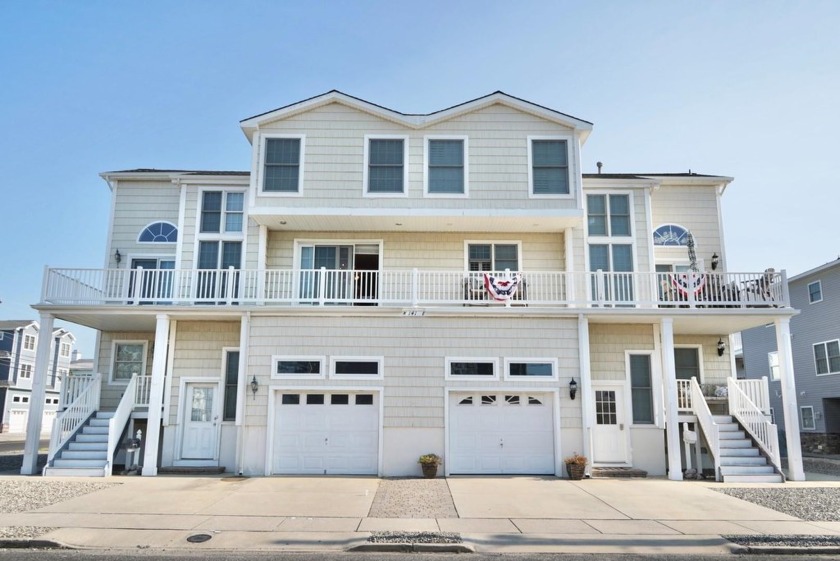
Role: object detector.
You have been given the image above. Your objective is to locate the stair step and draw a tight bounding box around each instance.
[718,447,759,457]
[53,458,108,468]
[713,415,734,423]
[95,411,115,419]
[89,418,110,428]
[719,439,752,449]
[720,465,776,476]
[74,434,108,443]
[43,467,107,477]
[68,442,107,452]
[82,426,109,435]
[719,456,768,466]
[60,450,107,461]
[723,474,784,483]
[718,431,746,440]
[717,423,740,432]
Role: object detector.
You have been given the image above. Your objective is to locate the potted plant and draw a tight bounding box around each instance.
[564,452,587,480]
[418,453,442,479]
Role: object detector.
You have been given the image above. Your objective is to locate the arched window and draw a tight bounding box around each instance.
[652,224,690,246]
[138,222,178,243]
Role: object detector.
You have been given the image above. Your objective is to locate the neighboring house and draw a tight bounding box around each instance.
[0,320,73,433]
[26,91,803,481]
[741,258,840,455]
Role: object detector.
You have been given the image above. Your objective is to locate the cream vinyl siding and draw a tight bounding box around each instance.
[254,102,579,211]
[111,181,180,260]
[650,185,722,269]
[674,335,731,385]
[168,321,240,425]
[97,331,154,410]
[266,231,565,271]
[589,324,655,382]
[248,316,580,429]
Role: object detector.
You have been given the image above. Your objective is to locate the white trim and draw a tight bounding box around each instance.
[330,356,383,380]
[651,324,665,430]
[527,135,575,199]
[136,221,179,244]
[808,280,823,304]
[256,133,306,197]
[363,134,409,198]
[265,386,385,477]
[768,351,780,381]
[503,357,559,382]
[444,357,499,381]
[423,135,469,198]
[109,340,148,385]
[443,387,561,477]
[104,179,119,269]
[674,344,705,384]
[800,405,816,431]
[175,181,186,271]
[625,350,657,426]
[272,355,326,380]
[813,339,840,376]
[174,377,224,465]
[162,320,177,427]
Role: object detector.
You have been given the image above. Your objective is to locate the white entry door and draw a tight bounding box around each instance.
[592,385,629,464]
[272,392,379,475]
[449,392,555,474]
[181,384,220,460]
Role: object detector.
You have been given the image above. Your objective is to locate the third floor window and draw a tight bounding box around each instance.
[263,137,302,193]
[366,137,406,195]
[427,138,466,195]
[200,191,244,234]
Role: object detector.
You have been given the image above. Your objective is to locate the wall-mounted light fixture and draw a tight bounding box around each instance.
[569,378,578,400]
[711,253,719,271]
[250,375,259,399]
[114,249,122,264]
[717,338,726,356]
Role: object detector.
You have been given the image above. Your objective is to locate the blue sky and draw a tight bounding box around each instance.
[1,1,838,356]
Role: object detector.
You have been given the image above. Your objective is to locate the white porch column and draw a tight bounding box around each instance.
[21,312,54,475]
[660,318,683,480]
[142,314,170,476]
[577,315,593,473]
[776,317,804,480]
[234,312,250,475]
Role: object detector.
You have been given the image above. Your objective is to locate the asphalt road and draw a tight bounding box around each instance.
[0,437,48,454]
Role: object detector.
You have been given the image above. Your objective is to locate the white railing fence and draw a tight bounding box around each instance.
[47,373,101,465]
[727,378,783,477]
[105,374,138,477]
[676,379,693,413]
[134,375,152,407]
[61,373,95,409]
[41,268,789,309]
[690,377,721,481]
[734,377,771,415]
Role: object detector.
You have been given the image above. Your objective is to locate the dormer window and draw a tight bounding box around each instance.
[529,137,570,196]
[262,136,304,193]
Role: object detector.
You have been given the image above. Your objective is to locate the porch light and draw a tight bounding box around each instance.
[250,375,259,399]
[114,249,122,264]
[569,378,578,400]
[711,253,719,270]
[717,338,726,356]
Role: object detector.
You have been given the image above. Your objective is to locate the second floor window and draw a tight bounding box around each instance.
[468,243,519,272]
[19,364,32,379]
[367,138,406,194]
[587,194,631,237]
[60,343,70,357]
[427,138,465,195]
[264,137,302,193]
[808,281,823,303]
[530,139,569,195]
[23,335,35,351]
[814,340,840,375]
[201,191,244,234]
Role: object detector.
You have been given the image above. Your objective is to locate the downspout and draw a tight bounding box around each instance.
[12,328,23,385]
[50,335,60,389]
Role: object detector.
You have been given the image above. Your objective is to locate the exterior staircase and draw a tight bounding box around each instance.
[715,415,783,483]
[43,412,114,477]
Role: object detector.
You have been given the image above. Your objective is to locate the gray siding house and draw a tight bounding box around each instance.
[741,259,840,454]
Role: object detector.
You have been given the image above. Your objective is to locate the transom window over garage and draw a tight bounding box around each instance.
[445,358,498,380]
[330,357,383,379]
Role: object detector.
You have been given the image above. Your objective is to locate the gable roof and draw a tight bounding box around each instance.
[0,320,36,331]
[239,90,593,143]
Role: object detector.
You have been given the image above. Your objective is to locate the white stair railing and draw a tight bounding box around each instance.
[47,372,101,465]
[105,374,139,477]
[134,375,153,407]
[727,378,783,478]
[734,377,771,415]
[690,377,721,481]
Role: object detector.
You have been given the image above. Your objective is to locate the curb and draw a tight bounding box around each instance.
[0,538,69,549]
[349,542,475,553]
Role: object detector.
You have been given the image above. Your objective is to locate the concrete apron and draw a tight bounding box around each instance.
[1,475,839,554]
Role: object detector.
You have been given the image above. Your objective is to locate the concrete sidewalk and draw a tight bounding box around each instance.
[1,475,840,554]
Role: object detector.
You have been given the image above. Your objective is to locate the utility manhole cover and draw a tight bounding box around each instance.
[186,534,212,543]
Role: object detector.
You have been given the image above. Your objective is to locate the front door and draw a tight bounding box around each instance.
[592,384,629,464]
[181,383,220,460]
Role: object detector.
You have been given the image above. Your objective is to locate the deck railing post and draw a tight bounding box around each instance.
[132,267,144,306]
[411,268,419,307]
[318,267,327,306]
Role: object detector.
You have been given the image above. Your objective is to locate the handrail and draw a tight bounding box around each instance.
[40,268,790,309]
[727,378,783,478]
[105,374,139,477]
[690,377,721,481]
[676,379,693,413]
[734,377,771,414]
[47,372,101,465]
[134,375,153,407]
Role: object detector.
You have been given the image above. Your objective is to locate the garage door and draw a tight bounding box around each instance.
[449,392,555,474]
[8,410,27,433]
[42,410,56,434]
[273,391,379,475]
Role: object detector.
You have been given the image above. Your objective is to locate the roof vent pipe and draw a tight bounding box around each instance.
[596,162,603,174]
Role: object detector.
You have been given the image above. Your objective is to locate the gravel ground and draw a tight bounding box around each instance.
[802,457,840,476]
[0,453,46,474]
[368,478,458,518]
[716,487,840,521]
[369,531,462,544]
[725,534,840,548]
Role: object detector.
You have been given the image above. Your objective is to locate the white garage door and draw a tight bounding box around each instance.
[41,410,56,434]
[449,392,555,474]
[273,391,379,475]
[8,410,27,433]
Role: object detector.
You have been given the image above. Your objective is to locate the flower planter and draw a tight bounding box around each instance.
[421,463,438,479]
[566,463,585,480]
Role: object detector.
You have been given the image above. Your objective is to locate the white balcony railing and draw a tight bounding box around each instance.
[41,267,789,309]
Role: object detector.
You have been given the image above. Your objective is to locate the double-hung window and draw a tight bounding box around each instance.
[426,137,466,195]
[529,137,570,196]
[808,281,823,303]
[365,136,407,195]
[112,341,147,383]
[814,340,840,375]
[23,335,35,351]
[800,406,816,430]
[263,136,303,193]
[467,243,519,272]
[201,191,244,234]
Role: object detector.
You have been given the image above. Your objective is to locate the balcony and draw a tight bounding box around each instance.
[41,267,789,310]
